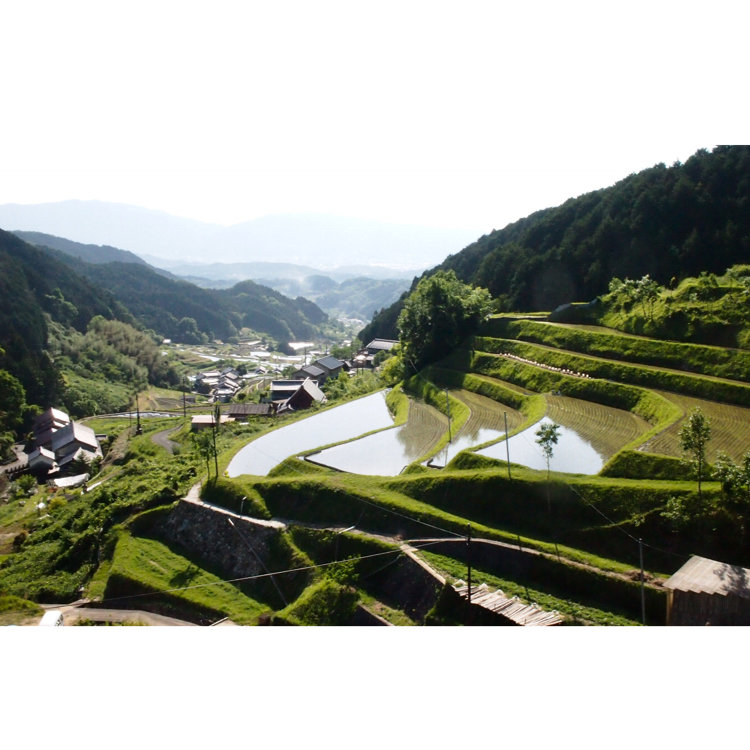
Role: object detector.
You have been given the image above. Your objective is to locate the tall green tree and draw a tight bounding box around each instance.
[713,451,750,546]
[536,421,560,513]
[397,270,492,373]
[679,408,712,499]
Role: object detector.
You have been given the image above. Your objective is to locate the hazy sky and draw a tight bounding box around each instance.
[2,1,745,233]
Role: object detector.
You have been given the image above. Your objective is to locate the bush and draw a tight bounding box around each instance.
[276,578,359,625]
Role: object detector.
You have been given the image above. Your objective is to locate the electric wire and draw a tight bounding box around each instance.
[89,538,451,607]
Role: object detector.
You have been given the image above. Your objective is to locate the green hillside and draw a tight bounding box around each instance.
[362,145,750,342]
[4,150,750,627]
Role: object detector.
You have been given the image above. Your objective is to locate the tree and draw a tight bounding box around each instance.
[713,450,750,545]
[191,429,215,478]
[536,421,560,481]
[397,270,492,373]
[536,421,560,513]
[679,408,711,499]
[0,369,26,435]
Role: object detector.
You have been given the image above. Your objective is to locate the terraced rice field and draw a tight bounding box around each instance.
[398,399,448,456]
[640,391,750,461]
[545,394,651,459]
[453,389,524,436]
[307,398,446,474]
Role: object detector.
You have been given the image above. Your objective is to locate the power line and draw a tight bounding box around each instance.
[92,538,450,607]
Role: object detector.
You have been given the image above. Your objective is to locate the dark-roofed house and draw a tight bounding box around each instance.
[293,356,345,385]
[27,446,58,474]
[277,378,327,413]
[50,421,103,469]
[270,380,307,402]
[663,555,750,625]
[315,356,346,376]
[292,364,327,383]
[365,339,398,355]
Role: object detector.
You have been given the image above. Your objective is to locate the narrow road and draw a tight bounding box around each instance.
[151,425,181,454]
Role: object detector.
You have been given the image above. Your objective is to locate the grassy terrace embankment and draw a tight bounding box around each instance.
[473,336,750,407]
[482,316,750,382]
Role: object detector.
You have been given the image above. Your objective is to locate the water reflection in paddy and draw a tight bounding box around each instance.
[227,390,394,477]
[307,398,446,476]
[429,426,505,468]
[474,417,605,474]
[307,423,426,476]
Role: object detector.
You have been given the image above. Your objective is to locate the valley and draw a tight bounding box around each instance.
[2,146,750,627]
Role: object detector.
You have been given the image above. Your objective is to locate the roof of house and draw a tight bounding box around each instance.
[298,377,326,402]
[663,555,750,599]
[296,365,326,378]
[224,403,274,416]
[191,414,233,425]
[315,356,345,371]
[50,421,100,453]
[366,338,398,351]
[34,407,70,427]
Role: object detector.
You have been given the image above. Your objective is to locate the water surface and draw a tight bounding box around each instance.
[474,417,605,474]
[227,390,394,477]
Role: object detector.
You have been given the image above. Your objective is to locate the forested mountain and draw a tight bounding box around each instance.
[0,229,131,407]
[361,146,750,341]
[0,228,333,426]
[15,233,331,344]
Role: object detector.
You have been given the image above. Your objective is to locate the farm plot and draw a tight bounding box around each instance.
[307,398,447,475]
[545,394,651,460]
[429,389,525,468]
[639,391,750,462]
[454,389,525,436]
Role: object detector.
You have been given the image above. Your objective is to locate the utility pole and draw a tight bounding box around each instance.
[466,523,472,624]
[182,376,187,419]
[135,393,142,435]
[504,411,511,479]
[445,390,452,443]
[639,538,646,626]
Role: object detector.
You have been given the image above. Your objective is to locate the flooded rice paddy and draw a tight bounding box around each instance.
[307,399,446,475]
[226,390,395,477]
[474,417,607,474]
[227,387,648,478]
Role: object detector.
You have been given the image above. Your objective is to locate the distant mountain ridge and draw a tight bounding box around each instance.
[0,200,479,270]
[16,231,411,322]
[12,230,149,267]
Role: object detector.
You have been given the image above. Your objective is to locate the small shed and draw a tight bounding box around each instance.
[224,403,274,420]
[190,414,233,431]
[663,555,750,625]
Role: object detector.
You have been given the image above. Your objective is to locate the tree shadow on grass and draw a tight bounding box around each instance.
[170,563,202,588]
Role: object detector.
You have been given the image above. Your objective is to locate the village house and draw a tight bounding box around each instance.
[352,339,398,369]
[27,409,102,477]
[223,403,275,421]
[190,414,234,431]
[32,407,71,449]
[292,363,327,383]
[276,378,327,413]
[194,367,242,402]
[364,338,398,356]
[270,380,308,402]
